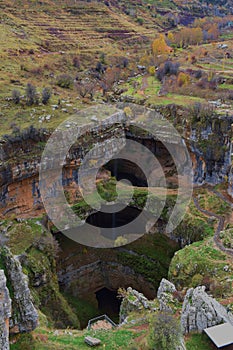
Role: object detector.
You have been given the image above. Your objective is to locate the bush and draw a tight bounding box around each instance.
[157,61,179,81]
[137,17,144,25]
[194,70,203,79]
[148,311,181,350]
[25,83,38,105]
[41,87,51,105]
[12,89,20,104]
[56,74,73,88]
[73,56,81,68]
[164,61,179,76]
[148,66,156,76]
[189,102,214,122]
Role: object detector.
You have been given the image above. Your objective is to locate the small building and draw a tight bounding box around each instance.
[204,323,233,349]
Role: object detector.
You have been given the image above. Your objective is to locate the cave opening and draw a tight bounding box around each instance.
[95,287,121,323]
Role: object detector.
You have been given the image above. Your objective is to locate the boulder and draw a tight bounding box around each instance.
[181,286,233,334]
[85,336,101,346]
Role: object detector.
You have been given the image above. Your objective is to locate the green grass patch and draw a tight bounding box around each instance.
[11,326,142,350]
[186,333,213,350]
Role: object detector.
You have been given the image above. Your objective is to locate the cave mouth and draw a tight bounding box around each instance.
[95,287,121,323]
[104,158,148,187]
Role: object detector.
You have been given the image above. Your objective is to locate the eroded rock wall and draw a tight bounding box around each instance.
[0,270,11,350]
[1,247,38,334]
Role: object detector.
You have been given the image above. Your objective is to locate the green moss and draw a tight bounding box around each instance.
[118,233,178,288]
[7,219,44,255]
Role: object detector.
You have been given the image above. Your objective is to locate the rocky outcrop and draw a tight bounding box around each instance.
[1,247,38,334]
[119,287,157,323]
[0,270,11,350]
[181,286,233,334]
[157,278,177,312]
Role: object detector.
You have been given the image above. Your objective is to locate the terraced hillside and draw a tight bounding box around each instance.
[0,0,157,55]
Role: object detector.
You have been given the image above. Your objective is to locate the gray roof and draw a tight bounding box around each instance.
[204,323,233,348]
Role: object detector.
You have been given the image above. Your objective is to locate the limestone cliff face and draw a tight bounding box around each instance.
[0,270,11,350]
[1,247,38,334]
[188,118,232,185]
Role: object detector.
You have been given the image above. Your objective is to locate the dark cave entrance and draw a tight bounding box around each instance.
[95,287,121,322]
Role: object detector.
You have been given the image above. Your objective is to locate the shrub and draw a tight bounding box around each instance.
[25,83,38,105]
[12,89,20,104]
[73,56,81,68]
[137,17,144,25]
[96,61,105,74]
[148,66,156,76]
[33,234,60,262]
[190,55,197,64]
[164,61,179,76]
[56,74,73,88]
[41,87,51,105]
[196,77,207,89]
[148,311,181,350]
[194,70,203,79]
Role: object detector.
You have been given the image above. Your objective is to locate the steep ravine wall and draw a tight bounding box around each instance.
[58,260,156,306]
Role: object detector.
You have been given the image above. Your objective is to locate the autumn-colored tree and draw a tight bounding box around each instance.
[174,27,203,47]
[177,72,190,87]
[207,24,219,40]
[192,27,203,45]
[139,53,151,67]
[152,34,172,58]
[167,31,174,44]
[100,67,121,96]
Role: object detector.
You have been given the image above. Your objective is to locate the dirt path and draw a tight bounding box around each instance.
[193,188,233,257]
[141,76,149,91]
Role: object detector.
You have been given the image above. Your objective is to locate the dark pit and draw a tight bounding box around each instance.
[95,287,121,322]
